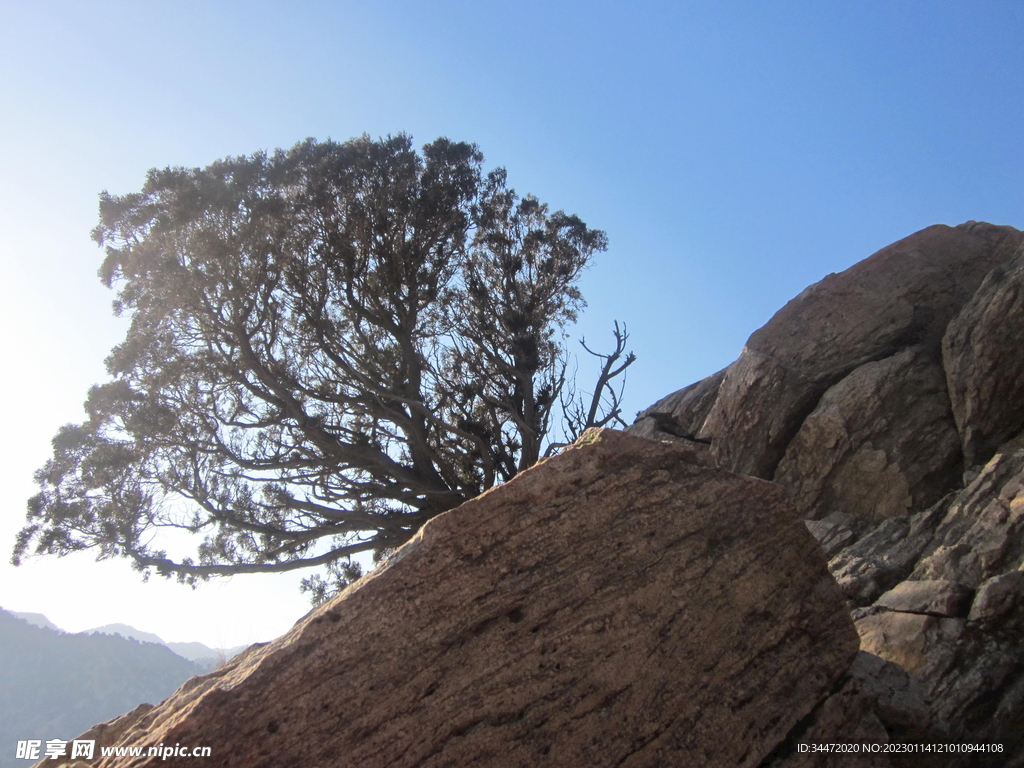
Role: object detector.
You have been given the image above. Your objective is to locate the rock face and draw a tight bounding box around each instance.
[631,366,727,442]
[697,222,1023,480]
[51,221,1024,766]
[774,346,962,523]
[630,221,1024,764]
[63,430,858,768]
[767,651,944,768]
[943,245,1024,469]
[843,444,1024,761]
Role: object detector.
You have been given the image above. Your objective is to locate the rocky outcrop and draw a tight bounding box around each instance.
[627,221,1024,558]
[943,245,1024,470]
[766,651,946,768]
[838,442,1024,760]
[630,221,1024,764]
[774,346,961,523]
[50,221,1024,766]
[691,222,1023,480]
[58,430,859,768]
[630,366,727,441]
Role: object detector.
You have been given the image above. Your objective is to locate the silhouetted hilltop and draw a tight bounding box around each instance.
[84,623,165,646]
[10,612,59,631]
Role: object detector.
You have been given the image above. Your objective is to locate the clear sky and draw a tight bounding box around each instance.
[1,1,1022,648]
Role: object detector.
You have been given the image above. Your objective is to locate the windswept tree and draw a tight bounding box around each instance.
[13,134,633,600]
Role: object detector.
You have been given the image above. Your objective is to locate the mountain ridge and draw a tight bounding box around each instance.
[6,612,247,665]
[0,608,203,768]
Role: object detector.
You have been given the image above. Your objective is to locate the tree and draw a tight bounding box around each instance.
[13,134,633,598]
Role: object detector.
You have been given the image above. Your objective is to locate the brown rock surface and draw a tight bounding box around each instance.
[856,611,944,679]
[943,243,1024,469]
[765,655,946,768]
[874,580,973,618]
[774,347,961,523]
[699,346,821,478]
[854,606,1024,754]
[767,686,894,768]
[630,222,1024,761]
[70,429,858,768]
[764,652,945,768]
[627,365,727,442]
[700,222,1023,478]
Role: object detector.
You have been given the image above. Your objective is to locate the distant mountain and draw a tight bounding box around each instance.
[166,641,248,667]
[9,611,59,631]
[0,608,203,768]
[85,622,165,646]
[84,623,247,666]
[166,640,219,659]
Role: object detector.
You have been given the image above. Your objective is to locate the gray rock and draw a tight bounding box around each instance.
[910,447,1024,587]
[630,365,728,438]
[828,498,951,605]
[832,436,1024,757]
[968,570,1024,623]
[856,609,1024,752]
[875,580,973,618]
[804,511,864,560]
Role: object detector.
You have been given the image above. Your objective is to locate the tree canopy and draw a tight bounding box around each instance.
[13,134,633,599]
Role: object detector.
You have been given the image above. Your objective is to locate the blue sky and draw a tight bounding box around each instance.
[1,1,1022,647]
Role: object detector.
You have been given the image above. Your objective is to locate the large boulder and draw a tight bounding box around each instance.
[943,242,1024,469]
[700,222,1023,479]
[774,346,962,523]
[62,430,859,768]
[635,223,1023,532]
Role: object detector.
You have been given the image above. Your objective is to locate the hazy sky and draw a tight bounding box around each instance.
[1,1,1022,648]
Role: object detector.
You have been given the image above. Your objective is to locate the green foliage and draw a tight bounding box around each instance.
[13,134,631,590]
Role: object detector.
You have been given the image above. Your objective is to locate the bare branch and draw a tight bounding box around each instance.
[559,321,637,444]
